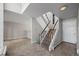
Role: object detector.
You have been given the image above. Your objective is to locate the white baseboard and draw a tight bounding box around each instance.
[77,49,79,55]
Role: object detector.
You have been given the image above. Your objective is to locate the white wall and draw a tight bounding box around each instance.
[32,17,43,43]
[62,17,77,44]
[77,8,79,55]
[36,16,46,29]
[0,3,3,54]
[4,10,32,40]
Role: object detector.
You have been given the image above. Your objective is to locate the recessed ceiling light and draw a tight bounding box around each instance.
[60,5,67,11]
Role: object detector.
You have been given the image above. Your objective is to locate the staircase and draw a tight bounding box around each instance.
[41,29,56,50]
[36,12,59,51]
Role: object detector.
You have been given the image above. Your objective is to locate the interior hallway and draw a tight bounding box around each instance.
[4,39,76,56]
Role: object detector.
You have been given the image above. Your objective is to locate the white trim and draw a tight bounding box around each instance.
[0,45,7,56]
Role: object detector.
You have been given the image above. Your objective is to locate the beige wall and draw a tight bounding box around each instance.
[4,10,32,40]
[4,21,29,40]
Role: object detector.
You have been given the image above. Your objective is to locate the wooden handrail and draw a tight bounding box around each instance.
[40,21,50,36]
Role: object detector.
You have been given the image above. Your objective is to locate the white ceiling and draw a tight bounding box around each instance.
[23,3,79,19]
[5,3,30,14]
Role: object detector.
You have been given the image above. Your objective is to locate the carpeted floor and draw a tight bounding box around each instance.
[4,39,76,56]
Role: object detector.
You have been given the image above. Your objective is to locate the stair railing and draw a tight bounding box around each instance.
[40,20,50,44]
[50,20,58,39]
[49,20,59,51]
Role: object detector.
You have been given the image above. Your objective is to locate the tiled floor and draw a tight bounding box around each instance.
[4,39,77,56]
